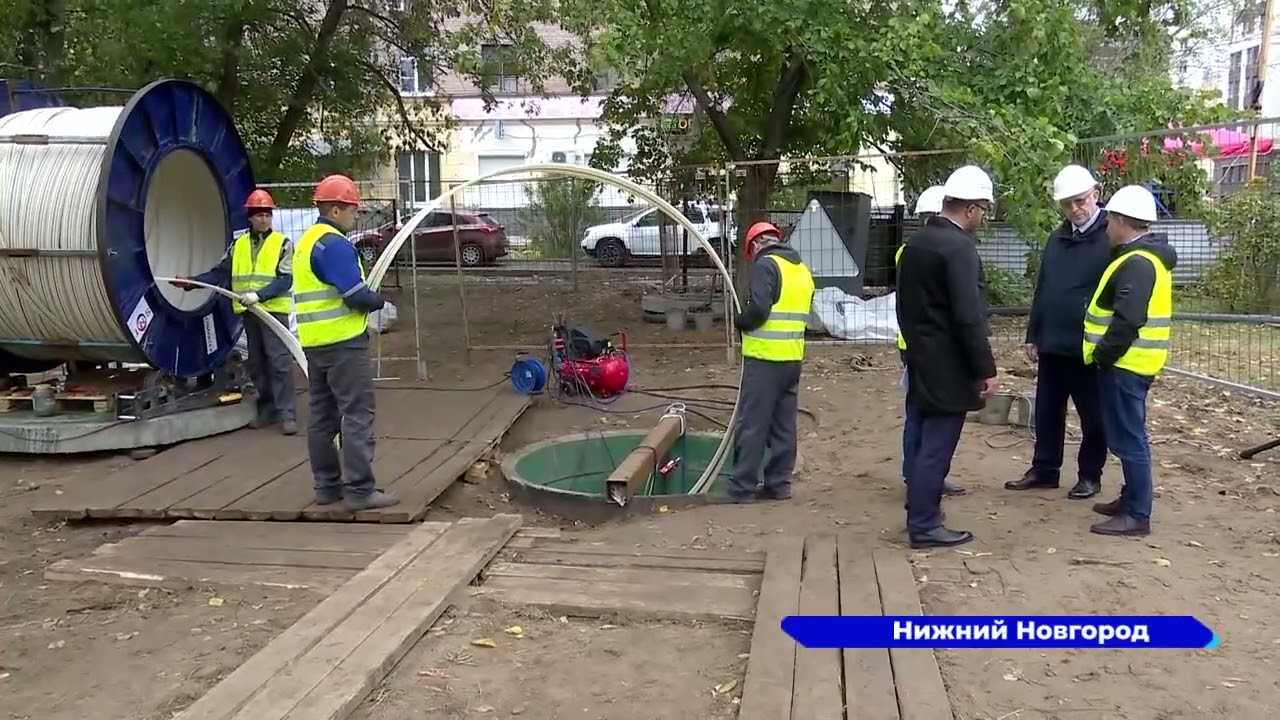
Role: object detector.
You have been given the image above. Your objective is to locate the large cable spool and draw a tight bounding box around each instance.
[0,79,255,378]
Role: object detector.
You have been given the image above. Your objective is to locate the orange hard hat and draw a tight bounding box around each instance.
[313,174,361,205]
[244,188,275,211]
[744,221,781,245]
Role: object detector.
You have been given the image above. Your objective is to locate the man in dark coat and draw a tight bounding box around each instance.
[896,165,1000,549]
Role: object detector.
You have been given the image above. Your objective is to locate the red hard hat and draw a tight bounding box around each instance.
[244,188,275,211]
[744,221,781,245]
[313,174,361,205]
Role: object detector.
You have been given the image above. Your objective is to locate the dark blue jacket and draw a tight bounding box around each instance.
[1025,210,1113,358]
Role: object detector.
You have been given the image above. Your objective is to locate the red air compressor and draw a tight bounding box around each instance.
[549,317,631,399]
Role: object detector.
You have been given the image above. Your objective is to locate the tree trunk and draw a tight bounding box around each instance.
[214,6,248,113]
[260,0,350,177]
[732,162,780,297]
[19,0,68,83]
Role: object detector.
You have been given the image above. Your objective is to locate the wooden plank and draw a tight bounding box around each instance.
[837,536,899,720]
[791,536,843,720]
[514,546,764,574]
[479,575,757,622]
[873,549,953,720]
[483,561,760,590]
[294,439,450,522]
[737,536,804,720]
[174,521,450,720]
[139,520,414,542]
[123,451,283,519]
[44,556,354,593]
[373,388,502,441]
[228,515,521,720]
[91,536,385,570]
[173,448,310,520]
[603,414,684,502]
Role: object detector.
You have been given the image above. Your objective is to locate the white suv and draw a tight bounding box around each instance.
[580,203,733,267]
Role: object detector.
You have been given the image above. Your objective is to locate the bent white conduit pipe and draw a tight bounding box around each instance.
[162,164,744,496]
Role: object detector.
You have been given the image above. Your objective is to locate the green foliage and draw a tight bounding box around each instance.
[0,0,566,183]
[984,266,1035,308]
[516,179,607,259]
[1202,180,1280,313]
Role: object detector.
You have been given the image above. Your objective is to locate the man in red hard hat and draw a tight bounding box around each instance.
[724,221,814,503]
[173,188,298,434]
[291,174,397,512]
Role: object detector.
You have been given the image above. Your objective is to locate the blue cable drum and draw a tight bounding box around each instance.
[510,357,547,394]
[0,79,254,378]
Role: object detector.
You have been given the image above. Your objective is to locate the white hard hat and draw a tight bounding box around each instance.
[1106,185,1158,223]
[1052,164,1098,201]
[942,165,995,202]
[913,185,946,215]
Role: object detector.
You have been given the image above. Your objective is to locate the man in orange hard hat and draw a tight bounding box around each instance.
[292,174,397,512]
[724,221,814,503]
[173,188,298,434]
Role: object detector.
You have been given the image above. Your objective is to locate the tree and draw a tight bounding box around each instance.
[1203,180,1280,313]
[517,178,607,259]
[0,0,570,182]
[559,0,1237,277]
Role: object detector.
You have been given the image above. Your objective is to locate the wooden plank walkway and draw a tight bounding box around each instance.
[43,520,562,593]
[30,386,529,524]
[738,538,954,720]
[174,515,522,720]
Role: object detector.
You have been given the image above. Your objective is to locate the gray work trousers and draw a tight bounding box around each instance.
[305,339,377,498]
[244,311,297,422]
[728,357,802,497]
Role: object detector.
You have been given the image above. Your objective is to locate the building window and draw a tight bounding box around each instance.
[397,150,430,208]
[1245,45,1261,110]
[593,66,621,92]
[1228,51,1243,110]
[481,44,521,94]
[399,57,433,96]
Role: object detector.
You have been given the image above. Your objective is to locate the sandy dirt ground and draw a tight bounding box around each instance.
[2,270,1279,720]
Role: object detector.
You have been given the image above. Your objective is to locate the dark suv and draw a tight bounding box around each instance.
[352,211,510,267]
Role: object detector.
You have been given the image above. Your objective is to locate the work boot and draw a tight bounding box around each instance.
[248,415,265,429]
[1089,514,1150,537]
[909,526,974,549]
[757,486,792,501]
[1068,478,1102,500]
[1004,469,1060,491]
[943,481,966,496]
[343,489,400,512]
[1092,496,1123,516]
[280,419,299,436]
[314,490,343,506]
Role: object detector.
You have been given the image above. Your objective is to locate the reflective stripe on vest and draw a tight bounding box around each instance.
[741,254,815,362]
[292,223,369,348]
[1081,249,1173,377]
[230,231,292,314]
[894,244,906,350]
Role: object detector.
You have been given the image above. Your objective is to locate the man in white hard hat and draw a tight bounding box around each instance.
[896,184,964,496]
[1082,184,1176,537]
[896,166,999,548]
[1006,164,1111,500]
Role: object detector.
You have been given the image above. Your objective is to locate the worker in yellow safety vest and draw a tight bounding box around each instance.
[173,189,298,434]
[896,184,967,497]
[292,174,398,512]
[724,221,815,503]
[1081,184,1176,538]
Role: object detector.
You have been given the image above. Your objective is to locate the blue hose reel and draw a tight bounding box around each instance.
[509,357,547,395]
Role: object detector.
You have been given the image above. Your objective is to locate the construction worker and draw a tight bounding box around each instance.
[294,174,398,511]
[897,185,964,496]
[896,165,999,548]
[1082,184,1176,537]
[726,221,815,503]
[174,189,297,434]
[1006,164,1111,499]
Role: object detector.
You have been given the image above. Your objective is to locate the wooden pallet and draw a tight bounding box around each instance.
[43,520,563,593]
[30,386,529,524]
[174,515,522,720]
[0,389,112,413]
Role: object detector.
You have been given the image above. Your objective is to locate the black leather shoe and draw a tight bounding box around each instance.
[1089,514,1150,537]
[1092,496,1123,516]
[1068,479,1101,499]
[1004,470,1060,491]
[943,482,966,496]
[909,526,974,549]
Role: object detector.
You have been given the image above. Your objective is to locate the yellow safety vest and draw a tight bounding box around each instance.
[894,244,906,350]
[229,231,292,314]
[741,254,815,362]
[1082,249,1172,377]
[292,223,369,349]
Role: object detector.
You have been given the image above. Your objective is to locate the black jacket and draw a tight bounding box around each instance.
[734,244,805,334]
[1025,210,1113,357]
[897,216,997,414]
[1089,233,1179,368]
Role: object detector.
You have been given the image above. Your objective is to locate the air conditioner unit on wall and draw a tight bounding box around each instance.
[551,151,568,163]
